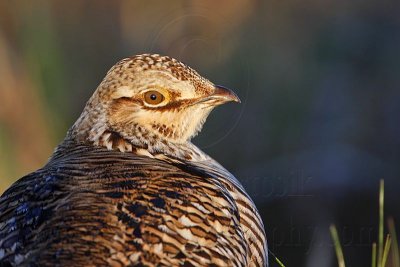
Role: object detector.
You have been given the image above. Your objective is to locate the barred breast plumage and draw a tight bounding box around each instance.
[0,54,267,266]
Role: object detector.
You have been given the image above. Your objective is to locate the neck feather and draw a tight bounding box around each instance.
[65,119,209,162]
[64,96,211,162]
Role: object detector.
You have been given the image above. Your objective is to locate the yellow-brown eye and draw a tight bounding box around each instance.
[144,91,165,105]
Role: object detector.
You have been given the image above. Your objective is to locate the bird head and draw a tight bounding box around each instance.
[69,54,240,156]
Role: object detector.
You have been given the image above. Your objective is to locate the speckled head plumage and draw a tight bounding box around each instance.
[67,54,240,160]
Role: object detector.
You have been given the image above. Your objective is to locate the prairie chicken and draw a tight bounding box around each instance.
[0,54,268,266]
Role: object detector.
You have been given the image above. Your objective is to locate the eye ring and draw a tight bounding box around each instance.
[144,90,165,105]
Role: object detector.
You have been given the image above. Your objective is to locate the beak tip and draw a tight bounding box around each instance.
[214,85,241,104]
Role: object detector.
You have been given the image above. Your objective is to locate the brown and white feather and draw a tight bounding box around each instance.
[0,54,267,266]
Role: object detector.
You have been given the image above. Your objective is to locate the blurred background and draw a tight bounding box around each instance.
[1,0,399,266]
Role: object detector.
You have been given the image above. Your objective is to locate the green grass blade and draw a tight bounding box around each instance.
[382,234,391,267]
[268,249,286,267]
[330,224,346,267]
[372,243,377,267]
[378,179,384,267]
[274,256,286,267]
[388,218,400,267]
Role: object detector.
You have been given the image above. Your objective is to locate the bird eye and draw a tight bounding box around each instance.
[144,91,165,105]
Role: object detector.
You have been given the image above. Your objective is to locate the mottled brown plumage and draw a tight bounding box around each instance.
[0,54,267,266]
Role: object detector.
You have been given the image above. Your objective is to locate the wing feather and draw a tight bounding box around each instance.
[0,144,266,266]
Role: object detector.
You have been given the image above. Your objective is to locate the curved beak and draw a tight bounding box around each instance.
[212,85,241,104]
